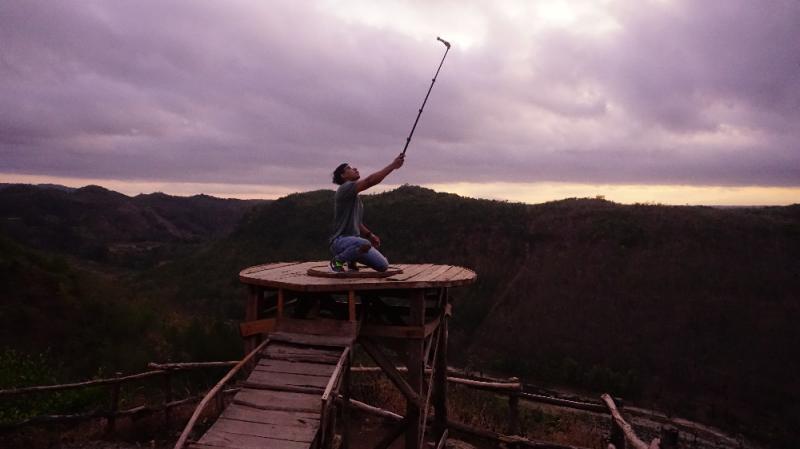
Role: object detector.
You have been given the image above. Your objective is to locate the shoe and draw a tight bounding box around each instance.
[329,259,345,273]
[348,261,359,272]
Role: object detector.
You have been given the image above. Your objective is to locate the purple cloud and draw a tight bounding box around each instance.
[1,0,798,190]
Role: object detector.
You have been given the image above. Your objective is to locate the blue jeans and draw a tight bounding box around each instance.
[330,236,389,272]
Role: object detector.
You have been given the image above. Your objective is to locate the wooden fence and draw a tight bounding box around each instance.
[0,360,238,433]
[1,361,678,449]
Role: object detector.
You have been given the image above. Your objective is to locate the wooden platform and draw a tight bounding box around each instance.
[240,262,476,292]
[189,341,346,449]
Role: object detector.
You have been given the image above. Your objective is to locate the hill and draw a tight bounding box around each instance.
[0,184,264,268]
[1,184,798,446]
[147,185,799,446]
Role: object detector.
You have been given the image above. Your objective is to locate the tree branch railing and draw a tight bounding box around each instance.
[173,338,270,449]
[0,360,244,433]
[3,357,679,449]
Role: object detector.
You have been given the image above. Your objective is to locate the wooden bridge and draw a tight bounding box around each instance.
[174,261,477,449]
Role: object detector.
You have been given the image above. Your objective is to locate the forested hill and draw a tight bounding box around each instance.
[0,184,265,267]
[2,184,799,446]
[157,185,799,445]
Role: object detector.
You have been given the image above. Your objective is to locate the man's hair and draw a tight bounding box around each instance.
[332,163,349,185]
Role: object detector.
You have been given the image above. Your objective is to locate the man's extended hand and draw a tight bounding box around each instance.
[391,153,405,170]
[369,233,381,248]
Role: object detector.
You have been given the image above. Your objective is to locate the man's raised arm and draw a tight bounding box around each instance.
[355,153,405,192]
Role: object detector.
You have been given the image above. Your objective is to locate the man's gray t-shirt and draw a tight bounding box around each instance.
[330,181,363,243]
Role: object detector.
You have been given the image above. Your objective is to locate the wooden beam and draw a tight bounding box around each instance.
[148,361,238,370]
[322,348,350,402]
[360,316,441,339]
[239,318,276,337]
[433,288,448,440]
[359,338,422,409]
[406,289,426,449]
[277,288,285,318]
[348,289,356,321]
[0,370,165,397]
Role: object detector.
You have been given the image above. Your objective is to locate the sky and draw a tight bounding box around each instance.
[1,0,799,205]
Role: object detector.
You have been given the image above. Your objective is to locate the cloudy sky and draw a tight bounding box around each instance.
[2,0,799,204]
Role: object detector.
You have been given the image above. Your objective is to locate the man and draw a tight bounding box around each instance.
[329,153,405,272]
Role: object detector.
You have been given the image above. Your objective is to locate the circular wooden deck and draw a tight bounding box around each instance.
[239,261,476,292]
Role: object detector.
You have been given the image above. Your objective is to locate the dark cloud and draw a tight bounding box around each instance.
[1,0,798,190]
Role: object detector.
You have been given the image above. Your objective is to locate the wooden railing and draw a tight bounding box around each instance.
[602,394,679,449]
[0,360,238,433]
[3,359,680,449]
[173,338,270,449]
[320,346,351,448]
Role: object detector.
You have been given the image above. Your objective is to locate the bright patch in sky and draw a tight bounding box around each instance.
[3,173,798,206]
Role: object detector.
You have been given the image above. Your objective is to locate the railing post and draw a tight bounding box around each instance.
[342,354,351,449]
[106,371,122,434]
[433,289,449,441]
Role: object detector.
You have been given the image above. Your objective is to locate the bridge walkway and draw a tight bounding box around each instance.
[187,330,352,449]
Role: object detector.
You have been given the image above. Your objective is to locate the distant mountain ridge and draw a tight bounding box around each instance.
[0,183,266,267]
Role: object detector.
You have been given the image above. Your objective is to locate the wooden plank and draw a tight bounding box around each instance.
[209,417,317,442]
[240,318,276,337]
[274,317,358,339]
[266,342,341,357]
[386,264,434,282]
[246,371,329,389]
[447,266,477,281]
[254,359,334,377]
[429,266,458,282]
[265,343,342,364]
[420,264,454,282]
[360,316,441,339]
[221,404,319,427]
[239,262,300,276]
[270,263,316,281]
[233,388,321,413]
[248,263,309,282]
[269,331,354,348]
[197,429,312,449]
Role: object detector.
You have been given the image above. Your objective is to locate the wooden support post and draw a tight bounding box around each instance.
[360,339,423,408]
[106,372,122,434]
[342,353,351,449]
[277,288,285,318]
[163,370,173,429]
[433,288,449,440]
[406,289,426,449]
[348,289,356,322]
[244,286,261,354]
